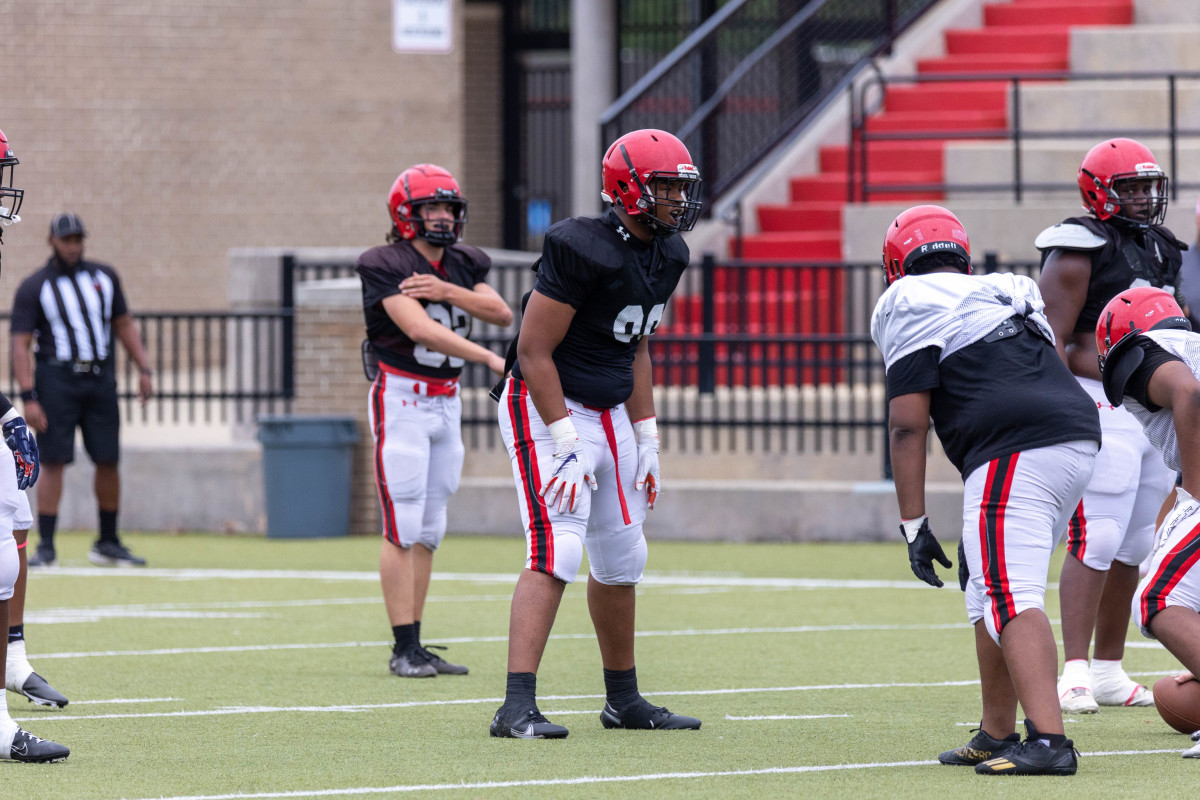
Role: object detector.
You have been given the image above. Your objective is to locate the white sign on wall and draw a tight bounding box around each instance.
[393,0,454,53]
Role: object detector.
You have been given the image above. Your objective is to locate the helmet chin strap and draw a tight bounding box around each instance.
[0,210,18,226]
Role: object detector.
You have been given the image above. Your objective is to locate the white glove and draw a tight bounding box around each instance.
[633,416,660,510]
[539,416,597,513]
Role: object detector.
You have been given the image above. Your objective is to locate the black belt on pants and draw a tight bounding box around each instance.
[45,359,105,375]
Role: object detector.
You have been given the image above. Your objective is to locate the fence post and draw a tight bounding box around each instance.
[281,254,296,400]
[700,253,716,394]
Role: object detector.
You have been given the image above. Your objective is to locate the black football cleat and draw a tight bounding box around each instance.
[599,700,701,730]
[388,645,436,678]
[14,673,70,708]
[939,727,1020,766]
[975,719,1078,776]
[419,644,468,675]
[5,728,70,763]
[489,704,569,739]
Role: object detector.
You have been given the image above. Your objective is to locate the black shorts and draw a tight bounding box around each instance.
[34,362,120,465]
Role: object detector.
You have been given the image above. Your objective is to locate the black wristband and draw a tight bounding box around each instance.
[19,389,37,403]
[139,367,153,376]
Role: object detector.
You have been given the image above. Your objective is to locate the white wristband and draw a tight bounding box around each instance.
[0,407,19,425]
[900,515,927,544]
[632,416,659,449]
[546,416,578,457]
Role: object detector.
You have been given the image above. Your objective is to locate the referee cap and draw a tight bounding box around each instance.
[49,212,86,238]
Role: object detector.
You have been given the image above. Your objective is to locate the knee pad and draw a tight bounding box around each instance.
[1067,516,1121,570]
[532,529,583,584]
[418,507,448,551]
[0,536,17,601]
[587,526,647,586]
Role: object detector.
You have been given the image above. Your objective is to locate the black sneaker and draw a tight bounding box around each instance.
[5,728,70,763]
[975,719,1078,776]
[88,540,147,567]
[939,726,1020,766]
[599,699,701,731]
[26,547,56,568]
[13,673,70,708]
[489,704,569,739]
[388,645,436,678]
[419,644,468,675]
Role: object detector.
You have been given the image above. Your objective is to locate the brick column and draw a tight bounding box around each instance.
[292,279,381,536]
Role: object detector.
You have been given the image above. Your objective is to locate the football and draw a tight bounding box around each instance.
[1153,676,1200,734]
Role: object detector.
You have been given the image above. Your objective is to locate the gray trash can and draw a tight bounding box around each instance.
[257,415,359,538]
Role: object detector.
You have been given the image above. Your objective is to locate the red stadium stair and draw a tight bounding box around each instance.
[657,0,1135,386]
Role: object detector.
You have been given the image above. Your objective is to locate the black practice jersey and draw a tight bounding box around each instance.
[886,322,1101,479]
[1043,216,1186,335]
[356,240,491,379]
[512,210,690,408]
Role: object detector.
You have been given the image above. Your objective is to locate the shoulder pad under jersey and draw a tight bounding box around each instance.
[1034,222,1107,252]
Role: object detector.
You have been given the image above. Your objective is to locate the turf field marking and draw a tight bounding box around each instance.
[100,751,1187,800]
[15,680,981,722]
[725,714,852,720]
[69,697,181,705]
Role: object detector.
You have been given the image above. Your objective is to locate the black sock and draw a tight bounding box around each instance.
[7,624,23,643]
[99,509,119,544]
[392,623,417,654]
[1040,732,1069,748]
[413,619,421,646]
[37,514,57,550]
[505,672,537,707]
[603,666,641,711]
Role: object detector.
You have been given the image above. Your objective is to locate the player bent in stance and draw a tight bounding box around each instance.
[356,164,511,678]
[0,126,68,762]
[490,129,702,739]
[872,206,1100,775]
[1037,138,1183,714]
[1094,286,1200,758]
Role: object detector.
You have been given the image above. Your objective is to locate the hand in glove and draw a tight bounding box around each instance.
[899,515,952,588]
[2,415,40,490]
[632,417,660,510]
[539,416,597,513]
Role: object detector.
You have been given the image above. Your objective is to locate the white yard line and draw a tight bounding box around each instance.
[101,751,1185,800]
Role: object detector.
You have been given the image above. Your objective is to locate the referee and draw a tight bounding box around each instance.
[11,213,153,567]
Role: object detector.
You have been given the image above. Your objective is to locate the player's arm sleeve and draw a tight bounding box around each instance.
[1125,340,1184,412]
[885,346,941,400]
[9,279,39,333]
[531,232,593,309]
[355,252,409,309]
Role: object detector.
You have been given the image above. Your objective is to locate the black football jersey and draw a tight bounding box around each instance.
[512,210,690,408]
[356,240,491,379]
[1044,216,1186,334]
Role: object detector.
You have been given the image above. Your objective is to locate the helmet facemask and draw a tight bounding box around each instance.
[1101,172,1169,228]
[617,145,702,238]
[403,192,467,247]
[0,152,21,225]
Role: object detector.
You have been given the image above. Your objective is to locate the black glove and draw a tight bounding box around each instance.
[2,416,40,490]
[899,516,952,588]
[957,537,968,592]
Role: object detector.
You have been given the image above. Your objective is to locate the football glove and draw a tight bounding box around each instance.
[957,537,968,592]
[899,516,951,588]
[539,416,597,514]
[632,417,660,510]
[2,416,39,490]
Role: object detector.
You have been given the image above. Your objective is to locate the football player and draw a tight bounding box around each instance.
[0,126,70,762]
[873,205,1099,775]
[1093,286,1200,757]
[1036,138,1187,713]
[489,129,702,739]
[356,164,511,679]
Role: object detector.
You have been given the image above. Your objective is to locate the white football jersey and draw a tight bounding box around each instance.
[1125,328,1200,471]
[871,272,1055,369]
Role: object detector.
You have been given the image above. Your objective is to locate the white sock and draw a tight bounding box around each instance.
[1061,658,1091,686]
[1091,658,1131,685]
[0,705,17,757]
[5,638,33,689]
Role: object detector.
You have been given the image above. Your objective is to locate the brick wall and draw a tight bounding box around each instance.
[0,0,470,313]
[462,2,504,249]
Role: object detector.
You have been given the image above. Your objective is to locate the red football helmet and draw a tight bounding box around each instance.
[1095,286,1190,404]
[881,205,971,285]
[601,129,702,237]
[0,128,22,224]
[1078,138,1168,228]
[388,164,467,247]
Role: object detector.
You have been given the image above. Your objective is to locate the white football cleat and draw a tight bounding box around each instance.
[1058,683,1100,714]
[1183,738,1200,758]
[1093,677,1155,707]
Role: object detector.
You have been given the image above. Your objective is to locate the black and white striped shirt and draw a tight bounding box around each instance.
[10,257,129,363]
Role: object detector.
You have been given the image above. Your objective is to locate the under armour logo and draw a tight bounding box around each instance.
[616,225,630,242]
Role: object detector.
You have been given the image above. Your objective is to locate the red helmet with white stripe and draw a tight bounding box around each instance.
[601,129,702,237]
[1095,286,1191,405]
[1078,138,1168,228]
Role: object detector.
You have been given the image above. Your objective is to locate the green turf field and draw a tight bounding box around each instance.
[2,530,1195,798]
